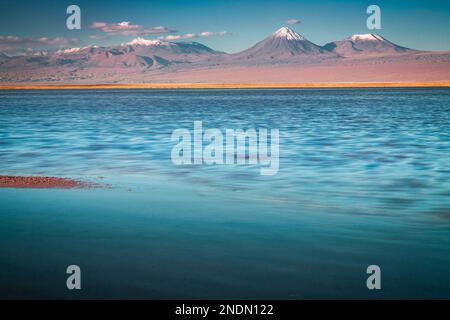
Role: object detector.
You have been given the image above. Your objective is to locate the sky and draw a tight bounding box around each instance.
[1,0,450,54]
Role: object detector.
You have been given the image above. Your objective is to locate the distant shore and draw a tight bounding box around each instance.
[1,82,450,90]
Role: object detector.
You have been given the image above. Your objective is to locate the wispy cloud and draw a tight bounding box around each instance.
[159,31,230,41]
[0,35,79,53]
[89,34,109,41]
[90,21,175,36]
[287,19,301,25]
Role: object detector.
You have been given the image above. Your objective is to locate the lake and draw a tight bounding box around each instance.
[0,88,449,298]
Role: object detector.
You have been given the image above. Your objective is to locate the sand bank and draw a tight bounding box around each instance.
[0,175,94,189]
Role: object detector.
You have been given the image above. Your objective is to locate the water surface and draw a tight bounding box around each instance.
[0,88,449,298]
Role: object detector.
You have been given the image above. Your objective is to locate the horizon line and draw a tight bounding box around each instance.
[1,82,450,90]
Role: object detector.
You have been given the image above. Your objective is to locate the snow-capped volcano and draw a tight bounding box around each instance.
[323,33,415,57]
[232,26,333,62]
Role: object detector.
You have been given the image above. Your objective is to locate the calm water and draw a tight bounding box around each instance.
[0,88,449,299]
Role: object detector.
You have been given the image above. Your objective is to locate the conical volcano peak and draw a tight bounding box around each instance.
[272,27,305,41]
[232,26,328,61]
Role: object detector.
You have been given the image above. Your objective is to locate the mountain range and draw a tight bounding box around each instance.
[1,27,449,83]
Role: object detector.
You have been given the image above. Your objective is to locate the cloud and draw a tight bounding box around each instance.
[89,35,109,40]
[0,35,79,53]
[36,37,77,46]
[159,31,230,41]
[287,19,301,25]
[0,36,77,46]
[90,21,175,36]
[160,33,196,41]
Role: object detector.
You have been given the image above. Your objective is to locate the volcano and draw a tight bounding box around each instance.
[231,27,335,63]
[322,34,416,57]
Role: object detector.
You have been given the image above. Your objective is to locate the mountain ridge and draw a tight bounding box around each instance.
[1,27,449,83]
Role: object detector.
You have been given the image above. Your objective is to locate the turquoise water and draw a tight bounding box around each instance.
[0,88,449,299]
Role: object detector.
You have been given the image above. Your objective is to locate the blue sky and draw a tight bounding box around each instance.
[1,0,450,53]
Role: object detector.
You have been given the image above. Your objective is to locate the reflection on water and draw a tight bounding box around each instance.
[0,88,449,298]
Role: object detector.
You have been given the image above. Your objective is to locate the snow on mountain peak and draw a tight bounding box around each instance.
[348,34,384,41]
[127,37,166,46]
[56,46,99,54]
[272,27,305,41]
[56,47,81,54]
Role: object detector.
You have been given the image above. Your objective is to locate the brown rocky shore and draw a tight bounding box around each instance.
[0,175,93,189]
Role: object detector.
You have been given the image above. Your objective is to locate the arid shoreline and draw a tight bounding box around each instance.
[1,82,450,90]
[0,175,97,189]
